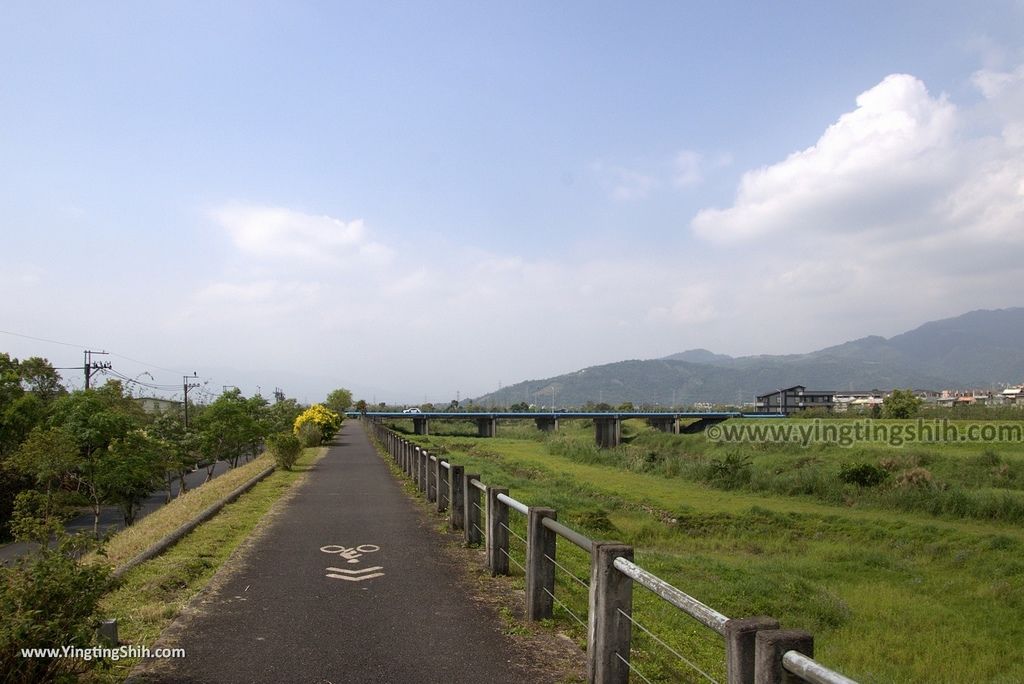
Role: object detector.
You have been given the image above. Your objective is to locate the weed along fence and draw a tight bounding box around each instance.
[368,420,858,684]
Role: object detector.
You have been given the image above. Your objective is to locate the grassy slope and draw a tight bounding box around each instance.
[391,421,1024,684]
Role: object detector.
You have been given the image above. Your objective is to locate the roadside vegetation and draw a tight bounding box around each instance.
[0,349,350,682]
[385,416,1024,683]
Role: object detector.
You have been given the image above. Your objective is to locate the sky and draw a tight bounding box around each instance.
[2,1,1023,405]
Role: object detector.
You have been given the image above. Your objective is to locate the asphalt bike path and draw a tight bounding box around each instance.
[137,421,547,683]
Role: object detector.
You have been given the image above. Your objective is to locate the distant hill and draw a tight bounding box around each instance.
[473,308,1024,407]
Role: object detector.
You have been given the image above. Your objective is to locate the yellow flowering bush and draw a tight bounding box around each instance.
[293,404,342,445]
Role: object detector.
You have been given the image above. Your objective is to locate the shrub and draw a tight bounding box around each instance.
[267,432,302,470]
[705,453,752,489]
[895,467,935,489]
[293,404,342,443]
[977,449,1001,467]
[295,422,322,448]
[839,462,889,487]
[572,508,618,535]
[0,533,111,682]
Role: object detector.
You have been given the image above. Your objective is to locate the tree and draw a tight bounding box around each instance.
[6,427,78,520]
[104,431,166,525]
[149,408,199,501]
[243,394,270,463]
[195,389,257,476]
[325,388,353,415]
[882,389,923,419]
[46,381,144,537]
[0,353,64,457]
[355,399,368,414]
[266,396,303,435]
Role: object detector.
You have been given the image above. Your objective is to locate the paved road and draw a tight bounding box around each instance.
[134,421,555,684]
[0,460,235,566]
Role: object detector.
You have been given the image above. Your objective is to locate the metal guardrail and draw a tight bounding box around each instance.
[369,420,859,684]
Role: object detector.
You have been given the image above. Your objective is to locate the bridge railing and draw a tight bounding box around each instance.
[369,420,857,684]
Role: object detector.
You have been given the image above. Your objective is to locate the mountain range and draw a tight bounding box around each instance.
[473,308,1024,407]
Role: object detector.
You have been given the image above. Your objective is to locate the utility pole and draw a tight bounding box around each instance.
[183,373,200,428]
[83,350,111,390]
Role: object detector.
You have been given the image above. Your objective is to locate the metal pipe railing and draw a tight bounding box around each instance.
[496,492,528,515]
[541,516,592,551]
[784,651,858,684]
[612,556,729,635]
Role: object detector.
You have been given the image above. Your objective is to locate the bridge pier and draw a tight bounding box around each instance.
[413,417,430,435]
[476,417,497,438]
[647,416,680,434]
[594,417,621,448]
[534,417,559,432]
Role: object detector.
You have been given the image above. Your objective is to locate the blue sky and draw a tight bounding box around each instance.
[2,2,1023,404]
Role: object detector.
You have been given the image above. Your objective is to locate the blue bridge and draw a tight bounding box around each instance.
[349,411,784,447]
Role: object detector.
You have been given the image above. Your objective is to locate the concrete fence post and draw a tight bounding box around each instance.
[97,619,118,647]
[448,465,465,531]
[426,454,437,503]
[526,507,557,621]
[411,445,419,488]
[464,474,482,546]
[435,458,447,513]
[416,448,426,492]
[724,617,781,684]
[486,486,509,575]
[405,441,412,478]
[754,630,814,684]
[420,449,429,494]
[588,542,633,684]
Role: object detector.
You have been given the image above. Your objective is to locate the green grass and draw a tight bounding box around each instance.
[382,419,1024,683]
[85,447,327,682]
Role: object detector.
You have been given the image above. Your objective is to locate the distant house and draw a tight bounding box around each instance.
[936,389,999,407]
[756,386,835,415]
[999,386,1024,405]
[134,397,182,414]
[833,390,885,412]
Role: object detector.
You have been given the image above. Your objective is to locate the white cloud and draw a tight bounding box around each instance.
[672,150,703,188]
[590,161,659,201]
[210,204,392,265]
[692,74,958,243]
[679,69,1024,355]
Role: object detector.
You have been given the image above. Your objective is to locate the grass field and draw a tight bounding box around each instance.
[383,417,1024,683]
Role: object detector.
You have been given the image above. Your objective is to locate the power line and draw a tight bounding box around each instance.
[1,328,196,377]
[0,329,96,350]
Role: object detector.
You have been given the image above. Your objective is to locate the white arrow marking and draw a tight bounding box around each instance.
[325,566,385,581]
